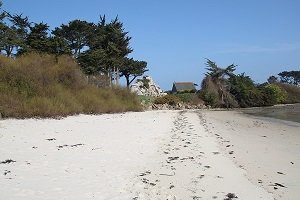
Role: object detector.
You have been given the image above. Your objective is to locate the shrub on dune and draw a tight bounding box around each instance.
[0,53,141,118]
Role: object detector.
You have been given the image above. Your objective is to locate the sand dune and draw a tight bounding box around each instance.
[0,110,299,199]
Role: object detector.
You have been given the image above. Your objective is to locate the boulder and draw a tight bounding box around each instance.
[131,76,166,97]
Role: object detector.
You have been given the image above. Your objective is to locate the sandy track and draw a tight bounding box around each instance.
[129,110,273,200]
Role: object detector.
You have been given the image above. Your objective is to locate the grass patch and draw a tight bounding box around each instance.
[0,53,141,118]
[138,95,156,105]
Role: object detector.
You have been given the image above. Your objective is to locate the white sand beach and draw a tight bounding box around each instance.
[0,110,299,200]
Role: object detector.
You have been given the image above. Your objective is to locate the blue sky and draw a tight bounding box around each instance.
[2,0,300,90]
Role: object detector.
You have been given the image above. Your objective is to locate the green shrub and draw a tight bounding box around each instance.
[229,74,263,107]
[199,90,219,107]
[176,89,197,94]
[154,94,180,105]
[260,84,287,105]
[175,93,203,105]
[275,83,300,103]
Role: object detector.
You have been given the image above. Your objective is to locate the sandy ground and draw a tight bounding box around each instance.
[202,110,300,200]
[0,110,299,199]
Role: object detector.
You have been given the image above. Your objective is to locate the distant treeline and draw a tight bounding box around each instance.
[0,2,144,118]
[199,59,300,108]
[0,2,147,87]
[154,59,300,108]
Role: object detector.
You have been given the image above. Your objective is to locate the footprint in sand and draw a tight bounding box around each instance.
[45,138,56,141]
[224,193,238,199]
[0,159,16,164]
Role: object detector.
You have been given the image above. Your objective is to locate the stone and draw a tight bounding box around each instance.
[130,76,166,97]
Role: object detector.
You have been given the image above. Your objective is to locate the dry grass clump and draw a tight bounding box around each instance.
[0,53,141,118]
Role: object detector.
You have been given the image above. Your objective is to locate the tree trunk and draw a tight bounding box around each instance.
[116,67,119,86]
[125,75,130,88]
[108,69,112,87]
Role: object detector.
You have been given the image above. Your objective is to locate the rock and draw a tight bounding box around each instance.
[131,76,166,97]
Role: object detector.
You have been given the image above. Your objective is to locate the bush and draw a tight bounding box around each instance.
[259,83,287,106]
[275,83,300,103]
[176,89,197,94]
[0,53,141,118]
[154,95,180,105]
[199,90,219,107]
[175,93,203,105]
[229,74,263,107]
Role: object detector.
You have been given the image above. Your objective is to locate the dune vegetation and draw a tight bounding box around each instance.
[0,54,141,118]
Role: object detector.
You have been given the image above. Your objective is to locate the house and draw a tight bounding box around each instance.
[172,82,197,93]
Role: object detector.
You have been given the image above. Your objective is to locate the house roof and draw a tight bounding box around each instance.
[173,82,196,91]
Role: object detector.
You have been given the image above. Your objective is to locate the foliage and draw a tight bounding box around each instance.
[120,58,148,87]
[200,60,300,108]
[267,75,278,84]
[21,22,54,54]
[278,71,300,86]
[137,77,150,89]
[176,89,197,94]
[273,83,300,104]
[205,59,236,80]
[0,4,147,87]
[153,93,203,107]
[199,90,219,107]
[154,95,180,106]
[52,20,94,57]
[201,62,238,108]
[258,83,287,106]
[0,12,30,57]
[175,93,203,105]
[138,95,156,106]
[77,49,108,75]
[228,73,263,107]
[0,54,141,118]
